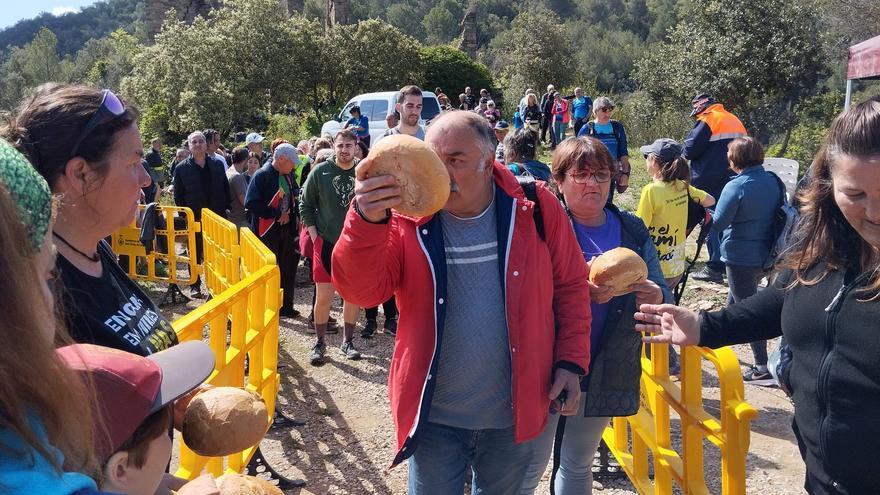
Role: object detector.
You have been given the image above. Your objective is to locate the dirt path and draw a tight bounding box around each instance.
[156,263,806,494]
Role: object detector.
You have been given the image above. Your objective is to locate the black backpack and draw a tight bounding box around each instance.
[516,175,545,241]
[764,172,799,270]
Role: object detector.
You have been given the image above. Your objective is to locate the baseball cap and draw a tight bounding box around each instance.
[245,132,265,145]
[273,143,302,166]
[640,138,683,163]
[57,341,215,460]
[690,93,716,116]
[494,120,510,130]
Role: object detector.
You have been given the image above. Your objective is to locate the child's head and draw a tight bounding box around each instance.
[58,342,214,495]
[640,138,689,183]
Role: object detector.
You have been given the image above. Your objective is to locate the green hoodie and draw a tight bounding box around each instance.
[299,155,357,244]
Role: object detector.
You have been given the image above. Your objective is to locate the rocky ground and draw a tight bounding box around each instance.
[151,249,805,495]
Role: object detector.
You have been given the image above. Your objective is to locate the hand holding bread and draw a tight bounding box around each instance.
[588,247,649,302]
[354,134,450,221]
[214,473,283,495]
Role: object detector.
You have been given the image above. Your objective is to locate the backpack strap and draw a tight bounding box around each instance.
[516,175,545,241]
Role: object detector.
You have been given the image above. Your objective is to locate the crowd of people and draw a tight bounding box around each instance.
[0,77,879,495]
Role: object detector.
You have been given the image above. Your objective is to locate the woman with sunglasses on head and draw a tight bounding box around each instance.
[2,83,178,357]
[577,96,632,201]
[521,137,670,495]
[636,97,880,495]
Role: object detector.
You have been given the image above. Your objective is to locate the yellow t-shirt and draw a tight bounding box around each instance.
[636,180,709,279]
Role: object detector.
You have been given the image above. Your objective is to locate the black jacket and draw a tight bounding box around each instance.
[700,265,880,494]
[244,162,299,238]
[171,155,230,220]
[580,204,671,416]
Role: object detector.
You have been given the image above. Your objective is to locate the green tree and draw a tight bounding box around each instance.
[421,45,494,98]
[423,5,459,45]
[0,27,74,109]
[635,0,827,138]
[488,9,573,105]
[387,3,426,41]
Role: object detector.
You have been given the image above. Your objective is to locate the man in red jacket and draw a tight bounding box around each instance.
[332,111,591,494]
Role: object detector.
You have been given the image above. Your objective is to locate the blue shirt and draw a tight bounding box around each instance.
[577,120,628,161]
[572,208,621,358]
[345,115,369,138]
[712,166,781,267]
[0,415,98,495]
[571,96,592,119]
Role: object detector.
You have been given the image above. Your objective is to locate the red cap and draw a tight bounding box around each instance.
[57,342,214,460]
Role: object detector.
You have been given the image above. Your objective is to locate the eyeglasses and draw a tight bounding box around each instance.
[597,107,614,112]
[567,169,613,184]
[69,89,126,159]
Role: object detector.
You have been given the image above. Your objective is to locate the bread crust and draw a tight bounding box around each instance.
[366,134,450,217]
[588,247,648,296]
[182,387,269,457]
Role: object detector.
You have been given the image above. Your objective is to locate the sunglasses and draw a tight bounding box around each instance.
[597,107,614,112]
[69,90,126,159]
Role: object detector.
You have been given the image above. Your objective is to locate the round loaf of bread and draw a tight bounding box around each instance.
[215,473,283,495]
[365,134,450,217]
[589,247,648,296]
[182,387,269,457]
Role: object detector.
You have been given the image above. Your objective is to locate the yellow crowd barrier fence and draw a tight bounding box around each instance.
[201,209,241,295]
[172,213,284,479]
[603,343,757,494]
[112,205,200,285]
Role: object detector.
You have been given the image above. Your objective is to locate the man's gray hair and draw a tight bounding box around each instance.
[428,111,496,171]
[594,96,614,109]
[187,131,205,144]
[273,143,301,165]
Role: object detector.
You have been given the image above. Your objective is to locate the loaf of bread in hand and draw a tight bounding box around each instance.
[588,247,648,296]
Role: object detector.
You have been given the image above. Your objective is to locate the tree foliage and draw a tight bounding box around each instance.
[635,0,827,136]
[421,45,494,98]
[488,9,573,104]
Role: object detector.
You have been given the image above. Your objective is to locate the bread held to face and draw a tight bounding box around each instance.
[364,134,450,217]
[181,387,269,457]
[215,473,283,495]
[589,247,648,296]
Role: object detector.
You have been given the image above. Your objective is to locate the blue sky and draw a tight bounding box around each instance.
[0,0,99,29]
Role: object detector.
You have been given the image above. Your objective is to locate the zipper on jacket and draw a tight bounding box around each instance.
[503,199,517,412]
[816,271,870,462]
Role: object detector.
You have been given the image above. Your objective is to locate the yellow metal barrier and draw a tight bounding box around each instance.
[603,344,758,495]
[201,209,241,296]
[239,227,277,278]
[111,205,200,285]
[172,263,282,478]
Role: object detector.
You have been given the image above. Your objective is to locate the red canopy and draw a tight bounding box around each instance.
[848,34,880,80]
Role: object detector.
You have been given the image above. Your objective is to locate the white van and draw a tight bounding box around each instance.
[320,91,441,142]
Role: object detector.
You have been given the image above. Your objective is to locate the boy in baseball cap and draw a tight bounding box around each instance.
[57,341,216,495]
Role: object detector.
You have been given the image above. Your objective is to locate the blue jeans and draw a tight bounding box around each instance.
[408,422,533,495]
[706,208,725,272]
[520,393,609,494]
[553,121,567,146]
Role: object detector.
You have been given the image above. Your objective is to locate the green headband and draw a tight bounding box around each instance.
[0,139,52,251]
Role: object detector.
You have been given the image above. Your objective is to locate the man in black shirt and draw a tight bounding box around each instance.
[172,131,231,297]
[244,143,302,318]
[144,137,166,187]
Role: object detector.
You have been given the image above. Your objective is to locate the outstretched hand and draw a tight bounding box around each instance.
[634,303,701,346]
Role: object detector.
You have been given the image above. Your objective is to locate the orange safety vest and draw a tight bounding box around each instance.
[696,103,747,142]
